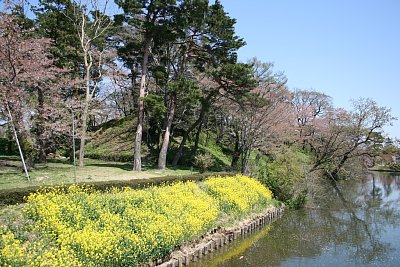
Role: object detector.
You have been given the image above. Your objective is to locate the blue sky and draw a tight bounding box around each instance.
[221,0,400,139]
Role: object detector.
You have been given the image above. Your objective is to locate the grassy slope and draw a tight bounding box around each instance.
[85,116,138,162]
[199,141,232,166]
[85,116,232,170]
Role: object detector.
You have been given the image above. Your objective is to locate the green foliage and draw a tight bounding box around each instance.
[33,0,82,70]
[143,93,167,149]
[0,138,15,155]
[212,63,256,97]
[167,129,231,171]
[197,133,232,170]
[115,0,179,70]
[194,152,215,173]
[203,0,246,65]
[168,76,201,100]
[257,148,310,209]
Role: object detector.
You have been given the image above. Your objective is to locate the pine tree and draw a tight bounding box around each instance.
[115,0,178,171]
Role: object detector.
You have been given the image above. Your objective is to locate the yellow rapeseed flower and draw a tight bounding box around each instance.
[3,175,274,266]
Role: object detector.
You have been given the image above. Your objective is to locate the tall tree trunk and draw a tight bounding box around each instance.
[172,92,216,166]
[134,39,151,171]
[231,131,240,169]
[158,95,176,170]
[205,128,210,147]
[79,51,92,167]
[79,103,89,167]
[130,66,137,114]
[36,87,47,163]
[241,146,252,175]
[69,146,74,162]
[172,131,189,166]
[331,153,350,180]
[172,100,209,166]
[191,120,203,155]
[216,116,225,144]
[241,149,247,174]
[20,132,34,171]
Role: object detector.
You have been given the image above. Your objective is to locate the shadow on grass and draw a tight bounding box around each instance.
[87,163,133,171]
[46,159,134,171]
[0,156,24,175]
[46,158,73,165]
[0,171,233,206]
[0,155,20,161]
[84,161,167,171]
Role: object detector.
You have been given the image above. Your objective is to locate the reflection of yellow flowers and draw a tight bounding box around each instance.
[202,225,272,267]
[0,175,275,266]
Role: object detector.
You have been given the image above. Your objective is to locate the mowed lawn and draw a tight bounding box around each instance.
[0,155,196,190]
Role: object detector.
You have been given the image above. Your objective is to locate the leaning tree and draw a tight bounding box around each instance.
[309,98,396,180]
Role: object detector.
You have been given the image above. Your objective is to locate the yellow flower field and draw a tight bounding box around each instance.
[0,175,274,266]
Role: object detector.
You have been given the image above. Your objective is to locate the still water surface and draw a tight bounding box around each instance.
[193,172,400,267]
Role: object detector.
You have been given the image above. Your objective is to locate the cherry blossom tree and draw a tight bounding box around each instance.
[1,7,66,174]
[309,98,396,180]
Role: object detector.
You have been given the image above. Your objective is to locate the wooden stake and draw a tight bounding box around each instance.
[6,102,29,181]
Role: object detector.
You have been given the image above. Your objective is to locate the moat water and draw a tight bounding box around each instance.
[193,172,400,267]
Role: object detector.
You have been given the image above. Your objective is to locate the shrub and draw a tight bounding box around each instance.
[0,138,16,155]
[257,149,309,209]
[194,152,215,173]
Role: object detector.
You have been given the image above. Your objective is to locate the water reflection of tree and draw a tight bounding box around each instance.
[369,173,383,202]
[219,172,400,267]
[329,175,391,263]
[317,173,399,264]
